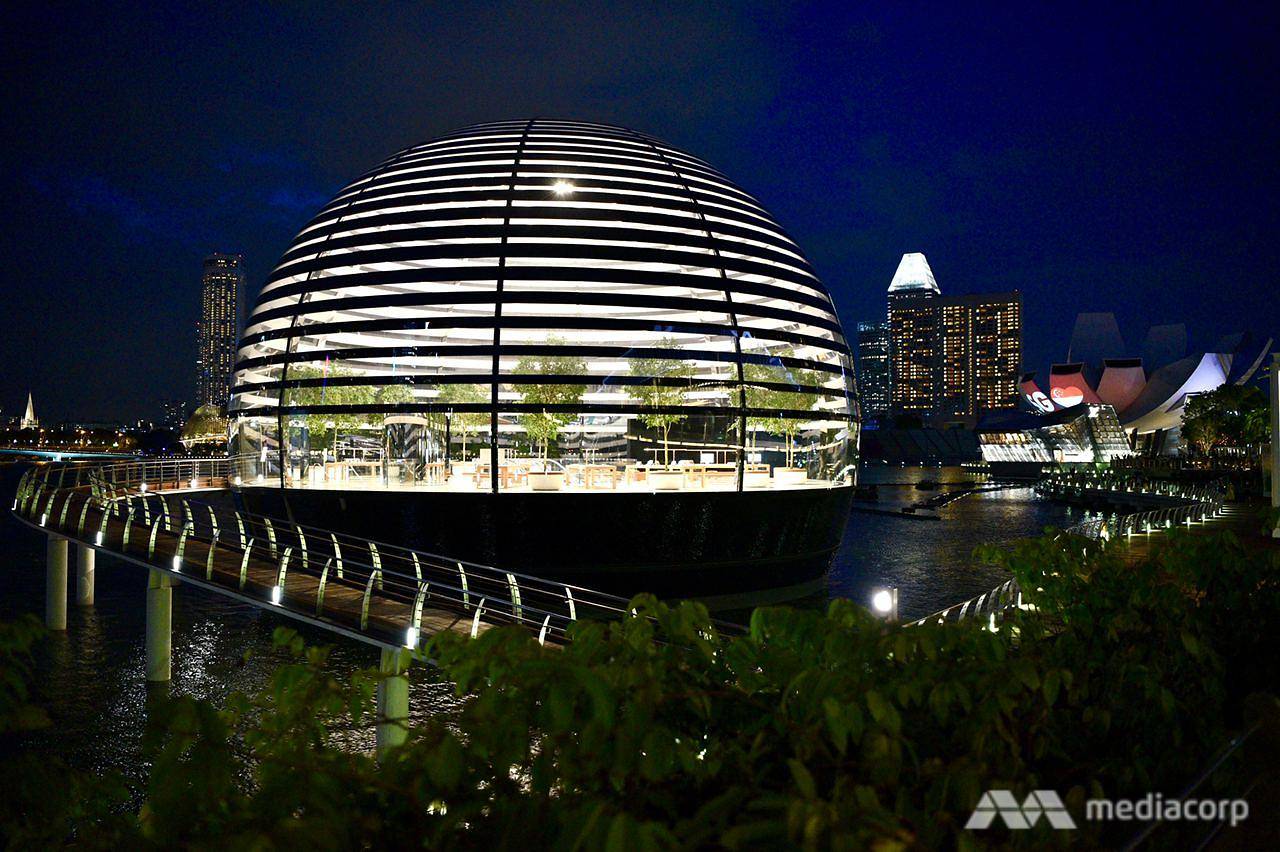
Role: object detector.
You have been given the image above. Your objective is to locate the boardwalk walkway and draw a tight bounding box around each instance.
[14,460,632,653]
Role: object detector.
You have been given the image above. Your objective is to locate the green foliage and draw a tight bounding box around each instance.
[515,338,587,458]
[374,383,416,409]
[4,531,1277,848]
[741,349,821,466]
[1181,383,1269,455]
[285,365,376,450]
[630,339,696,465]
[438,383,490,460]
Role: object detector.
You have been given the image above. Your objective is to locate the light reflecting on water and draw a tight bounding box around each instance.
[0,462,1070,783]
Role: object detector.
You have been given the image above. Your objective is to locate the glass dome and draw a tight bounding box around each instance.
[231,119,858,493]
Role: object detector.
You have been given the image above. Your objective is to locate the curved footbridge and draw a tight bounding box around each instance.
[11,457,634,751]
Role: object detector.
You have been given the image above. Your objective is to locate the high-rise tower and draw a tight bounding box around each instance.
[887,253,942,416]
[886,253,1022,422]
[855,321,892,425]
[196,253,243,410]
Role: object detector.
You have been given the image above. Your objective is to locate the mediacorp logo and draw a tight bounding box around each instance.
[966,789,1250,832]
[965,790,1077,830]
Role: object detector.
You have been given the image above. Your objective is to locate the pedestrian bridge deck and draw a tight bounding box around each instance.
[14,458,632,653]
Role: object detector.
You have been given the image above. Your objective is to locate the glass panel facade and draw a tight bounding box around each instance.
[230,120,858,494]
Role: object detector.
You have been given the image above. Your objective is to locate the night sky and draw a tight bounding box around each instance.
[2,2,1276,423]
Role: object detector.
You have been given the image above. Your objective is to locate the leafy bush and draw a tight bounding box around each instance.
[2,530,1277,848]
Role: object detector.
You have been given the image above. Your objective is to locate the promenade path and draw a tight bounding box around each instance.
[1113,501,1277,566]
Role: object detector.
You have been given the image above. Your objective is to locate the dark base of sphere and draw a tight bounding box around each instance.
[235,485,854,606]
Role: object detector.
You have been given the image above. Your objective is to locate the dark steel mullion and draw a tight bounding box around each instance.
[629,131,750,491]
[267,242,824,298]
[276,151,408,499]
[243,311,843,354]
[280,202,808,261]
[491,119,537,494]
[236,344,850,378]
[252,270,838,322]
[273,221,815,275]
[273,402,826,419]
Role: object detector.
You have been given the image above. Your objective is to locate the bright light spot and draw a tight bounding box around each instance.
[139,483,148,492]
[551,180,575,196]
[871,589,893,614]
[405,626,419,648]
[189,478,197,489]
[271,586,282,605]
[233,476,243,486]
[40,513,47,526]
[95,532,104,546]
[172,556,181,571]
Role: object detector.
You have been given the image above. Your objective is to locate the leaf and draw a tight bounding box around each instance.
[788,759,818,799]
[1042,669,1061,706]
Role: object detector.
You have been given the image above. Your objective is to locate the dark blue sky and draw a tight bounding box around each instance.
[2,1,1275,422]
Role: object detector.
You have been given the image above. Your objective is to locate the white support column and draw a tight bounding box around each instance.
[1271,353,1279,538]
[376,647,410,754]
[76,545,95,606]
[146,569,174,682]
[45,536,68,630]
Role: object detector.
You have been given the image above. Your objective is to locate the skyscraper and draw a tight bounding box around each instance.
[886,253,1022,423]
[196,253,243,410]
[887,253,942,416]
[855,321,891,426]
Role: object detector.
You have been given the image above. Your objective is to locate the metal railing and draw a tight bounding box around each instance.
[13,458,637,650]
[910,474,1228,627]
[1035,470,1227,505]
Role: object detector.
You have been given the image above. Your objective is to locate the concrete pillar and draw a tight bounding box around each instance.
[45,536,68,630]
[146,569,174,682]
[76,546,95,606]
[376,647,410,754]
[1271,353,1279,537]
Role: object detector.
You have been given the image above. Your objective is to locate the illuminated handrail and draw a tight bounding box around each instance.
[910,477,1226,628]
[13,457,637,650]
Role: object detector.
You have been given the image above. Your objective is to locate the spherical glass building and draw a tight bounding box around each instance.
[231,119,858,602]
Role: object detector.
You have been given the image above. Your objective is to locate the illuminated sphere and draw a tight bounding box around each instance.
[231,119,856,487]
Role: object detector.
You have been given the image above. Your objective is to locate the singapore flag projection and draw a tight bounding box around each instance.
[1050,385,1084,407]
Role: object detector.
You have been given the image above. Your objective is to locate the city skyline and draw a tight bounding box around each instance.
[2,4,1277,422]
